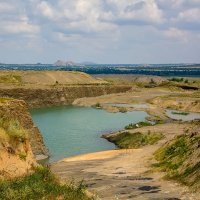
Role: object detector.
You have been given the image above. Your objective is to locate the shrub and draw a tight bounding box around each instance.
[119,107,127,113]
[95,102,101,108]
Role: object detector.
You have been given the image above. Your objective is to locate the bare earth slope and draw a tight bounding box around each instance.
[0,70,107,85]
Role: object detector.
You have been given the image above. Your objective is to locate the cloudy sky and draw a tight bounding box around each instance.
[0,0,200,64]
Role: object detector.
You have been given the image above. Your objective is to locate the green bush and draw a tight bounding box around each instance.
[0,167,94,200]
[95,102,101,108]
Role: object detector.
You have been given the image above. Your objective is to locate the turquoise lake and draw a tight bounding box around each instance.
[31,106,148,162]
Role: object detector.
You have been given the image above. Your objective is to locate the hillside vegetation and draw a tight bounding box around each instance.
[153,123,200,190]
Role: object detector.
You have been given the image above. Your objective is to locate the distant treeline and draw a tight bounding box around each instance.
[60,66,200,77]
[0,64,200,77]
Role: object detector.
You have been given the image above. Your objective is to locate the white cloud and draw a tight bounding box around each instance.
[105,0,164,23]
[37,1,55,19]
[0,0,200,63]
[0,2,14,12]
[163,27,189,42]
[177,8,200,22]
[1,21,40,34]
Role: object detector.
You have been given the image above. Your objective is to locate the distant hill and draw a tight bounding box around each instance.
[0,70,107,85]
[54,60,84,67]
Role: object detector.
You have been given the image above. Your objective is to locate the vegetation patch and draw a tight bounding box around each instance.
[153,134,200,190]
[0,117,27,140]
[0,74,22,84]
[0,167,93,200]
[0,98,13,104]
[107,131,164,149]
[18,153,27,161]
[171,111,189,116]
[169,77,185,82]
[118,107,127,113]
[94,102,101,109]
[125,121,152,130]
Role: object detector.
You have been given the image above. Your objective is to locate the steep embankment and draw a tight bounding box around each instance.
[0,85,131,108]
[0,71,132,108]
[0,98,48,179]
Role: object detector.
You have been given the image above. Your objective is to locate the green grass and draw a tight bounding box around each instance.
[0,117,27,140]
[125,121,152,130]
[171,111,189,116]
[153,134,200,189]
[0,167,94,200]
[153,135,189,173]
[107,131,164,149]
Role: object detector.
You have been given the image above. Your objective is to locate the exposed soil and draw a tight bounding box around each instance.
[52,123,199,200]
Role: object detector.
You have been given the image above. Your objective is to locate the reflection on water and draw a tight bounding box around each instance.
[31,106,148,162]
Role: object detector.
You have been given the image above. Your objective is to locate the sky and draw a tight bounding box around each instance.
[0,0,200,64]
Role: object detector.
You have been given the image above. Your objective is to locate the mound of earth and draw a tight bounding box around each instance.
[0,71,107,85]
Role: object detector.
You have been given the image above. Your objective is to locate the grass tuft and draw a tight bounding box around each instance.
[0,167,94,200]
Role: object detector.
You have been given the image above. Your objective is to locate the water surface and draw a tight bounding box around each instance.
[166,109,200,121]
[31,106,148,162]
[104,103,149,109]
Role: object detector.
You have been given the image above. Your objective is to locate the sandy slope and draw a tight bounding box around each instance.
[0,70,107,86]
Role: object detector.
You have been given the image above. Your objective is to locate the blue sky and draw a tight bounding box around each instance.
[0,0,200,64]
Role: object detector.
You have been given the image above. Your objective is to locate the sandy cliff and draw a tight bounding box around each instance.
[0,99,48,178]
[0,71,132,108]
